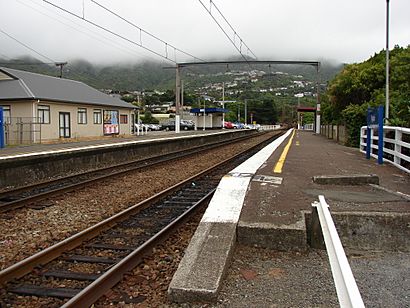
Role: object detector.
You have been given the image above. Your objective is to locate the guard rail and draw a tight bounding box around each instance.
[312,195,365,308]
[360,125,410,173]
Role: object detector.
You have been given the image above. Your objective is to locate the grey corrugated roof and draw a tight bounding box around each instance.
[0,67,135,109]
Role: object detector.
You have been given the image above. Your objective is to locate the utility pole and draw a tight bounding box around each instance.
[222,82,225,129]
[181,79,184,115]
[315,63,321,134]
[55,62,67,78]
[203,98,206,131]
[385,0,390,122]
[175,66,181,133]
[244,99,248,125]
[297,95,301,129]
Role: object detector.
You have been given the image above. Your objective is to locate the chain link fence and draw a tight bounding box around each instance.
[4,117,42,145]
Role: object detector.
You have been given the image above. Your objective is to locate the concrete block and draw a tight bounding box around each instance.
[237,219,308,251]
[306,210,410,252]
[312,174,379,185]
[168,222,237,303]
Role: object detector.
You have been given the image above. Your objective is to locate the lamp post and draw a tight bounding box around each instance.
[385,0,390,122]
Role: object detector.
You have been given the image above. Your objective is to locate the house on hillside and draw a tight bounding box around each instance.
[0,67,136,145]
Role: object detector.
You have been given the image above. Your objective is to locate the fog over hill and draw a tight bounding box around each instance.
[0,56,344,91]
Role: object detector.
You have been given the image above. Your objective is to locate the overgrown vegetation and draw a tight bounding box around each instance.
[321,45,410,146]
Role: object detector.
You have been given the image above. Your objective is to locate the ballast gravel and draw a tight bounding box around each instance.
[0,133,275,270]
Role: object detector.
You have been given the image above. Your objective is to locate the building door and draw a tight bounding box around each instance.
[59,112,70,138]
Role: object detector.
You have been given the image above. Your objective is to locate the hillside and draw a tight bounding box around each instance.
[0,56,343,91]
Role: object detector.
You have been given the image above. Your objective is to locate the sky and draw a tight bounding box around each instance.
[0,0,409,66]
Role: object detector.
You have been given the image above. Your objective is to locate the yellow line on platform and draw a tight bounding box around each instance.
[273,130,295,173]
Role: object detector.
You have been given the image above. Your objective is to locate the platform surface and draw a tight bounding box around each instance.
[239,130,409,249]
[169,129,410,306]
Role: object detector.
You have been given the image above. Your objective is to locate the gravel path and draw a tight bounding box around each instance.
[0,133,275,270]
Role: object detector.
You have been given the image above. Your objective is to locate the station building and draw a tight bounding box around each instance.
[0,67,136,145]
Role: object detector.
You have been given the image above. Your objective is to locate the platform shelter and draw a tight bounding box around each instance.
[190,107,228,129]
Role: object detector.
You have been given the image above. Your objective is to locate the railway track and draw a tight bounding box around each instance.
[0,132,263,213]
[0,130,284,307]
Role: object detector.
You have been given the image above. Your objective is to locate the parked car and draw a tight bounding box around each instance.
[147,124,161,131]
[244,124,254,129]
[224,121,234,129]
[233,122,245,129]
[161,120,195,131]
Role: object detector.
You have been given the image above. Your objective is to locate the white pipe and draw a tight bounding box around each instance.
[312,196,365,308]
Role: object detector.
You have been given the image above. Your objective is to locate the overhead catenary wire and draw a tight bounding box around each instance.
[43,0,177,64]
[208,0,257,59]
[197,0,257,63]
[15,0,159,63]
[0,28,102,83]
[0,28,56,63]
[91,0,205,63]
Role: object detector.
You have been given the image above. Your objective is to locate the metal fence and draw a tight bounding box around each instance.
[259,125,281,131]
[320,124,347,145]
[303,123,314,131]
[4,117,42,145]
[360,125,410,173]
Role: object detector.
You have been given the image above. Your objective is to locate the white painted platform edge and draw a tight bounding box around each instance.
[202,129,293,223]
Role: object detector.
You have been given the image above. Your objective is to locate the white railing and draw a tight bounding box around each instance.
[312,196,365,308]
[360,126,410,173]
[303,123,314,131]
[259,125,281,131]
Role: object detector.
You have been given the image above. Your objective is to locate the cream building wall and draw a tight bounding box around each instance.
[1,100,134,143]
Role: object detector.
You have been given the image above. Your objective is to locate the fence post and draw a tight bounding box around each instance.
[366,126,371,159]
[377,106,384,164]
[0,107,4,148]
[395,129,402,166]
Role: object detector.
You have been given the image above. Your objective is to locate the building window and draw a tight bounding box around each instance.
[78,108,87,124]
[93,109,102,124]
[38,105,50,124]
[120,114,128,124]
[1,105,11,124]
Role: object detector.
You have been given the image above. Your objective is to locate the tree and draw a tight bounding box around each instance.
[322,45,410,146]
[141,110,159,124]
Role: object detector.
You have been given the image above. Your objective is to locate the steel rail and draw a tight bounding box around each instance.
[312,196,365,308]
[62,189,214,307]
[0,131,282,285]
[0,132,264,212]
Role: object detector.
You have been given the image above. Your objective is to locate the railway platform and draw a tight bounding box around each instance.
[169,129,410,307]
[0,129,223,159]
[0,129,254,189]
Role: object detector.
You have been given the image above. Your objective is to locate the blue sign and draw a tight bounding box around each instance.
[366,106,384,164]
[367,107,378,128]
